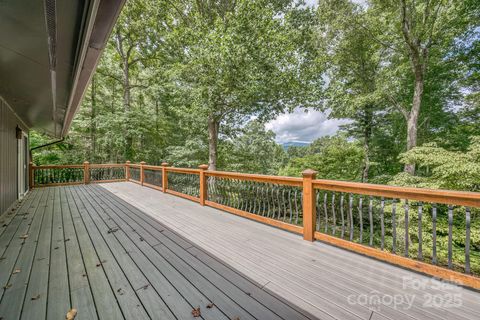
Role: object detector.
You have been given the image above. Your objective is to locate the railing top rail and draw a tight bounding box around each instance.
[165,167,201,174]
[313,179,480,208]
[143,165,162,170]
[205,170,303,187]
[90,163,125,168]
[32,164,84,169]
[128,164,141,168]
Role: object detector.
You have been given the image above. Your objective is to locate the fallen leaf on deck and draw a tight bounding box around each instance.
[107,227,119,234]
[3,284,12,289]
[191,307,201,317]
[12,269,21,274]
[206,303,215,309]
[232,317,240,320]
[31,294,40,300]
[66,308,77,320]
[19,234,29,239]
[54,246,59,250]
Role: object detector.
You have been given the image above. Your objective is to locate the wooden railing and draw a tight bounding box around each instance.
[29,162,480,289]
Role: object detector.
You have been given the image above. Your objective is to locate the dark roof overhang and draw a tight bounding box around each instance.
[0,0,125,137]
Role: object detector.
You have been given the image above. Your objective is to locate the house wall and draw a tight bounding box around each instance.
[0,97,28,215]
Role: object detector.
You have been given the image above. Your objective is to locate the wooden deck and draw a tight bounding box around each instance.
[0,185,315,320]
[1,183,479,320]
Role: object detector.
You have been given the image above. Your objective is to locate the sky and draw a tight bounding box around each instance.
[265,108,350,144]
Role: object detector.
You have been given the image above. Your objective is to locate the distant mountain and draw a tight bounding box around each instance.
[281,141,310,149]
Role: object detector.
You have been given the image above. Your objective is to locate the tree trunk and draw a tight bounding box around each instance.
[361,107,373,183]
[122,59,133,160]
[90,76,96,161]
[208,115,219,171]
[404,73,423,175]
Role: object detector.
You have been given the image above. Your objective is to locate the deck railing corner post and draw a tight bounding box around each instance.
[161,162,169,192]
[125,160,131,181]
[84,161,90,184]
[198,164,209,206]
[302,169,317,241]
[140,161,146,186]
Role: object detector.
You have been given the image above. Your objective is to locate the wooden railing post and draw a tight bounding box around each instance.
[84,161,90,184]
[125,161,131,181]
[198,164,209,206]
[302,169,317,241]
[161,162,169,192]
[140,161,146,186]
[29,162,34,189]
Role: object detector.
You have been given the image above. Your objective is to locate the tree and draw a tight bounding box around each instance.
[316,0,385,182]
[222,121,287,174]
[170,0,322,170]
[391,136,480,191]
[279,135,365,180]
[371,0,478,174]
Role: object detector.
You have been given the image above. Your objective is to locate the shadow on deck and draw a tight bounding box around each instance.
[0,182,479,320]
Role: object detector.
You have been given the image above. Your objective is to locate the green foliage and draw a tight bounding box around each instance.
[391,137,480,191]
[279,135,364,180]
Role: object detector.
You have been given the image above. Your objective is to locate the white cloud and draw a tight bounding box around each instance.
[266,108,350,144]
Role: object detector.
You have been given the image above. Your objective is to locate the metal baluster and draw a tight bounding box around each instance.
[448,205,453,269]
[323,193,328,233]
[262,186,267,216]
[380,197,385,250]
[340,194,345,239]
[271,187,276,218]
[332,194,336,235]
[358,196,363,243]
[392,199,397,254]
[465,207,471,274]
[276,186,282,220]
[349,194,354,241]
[418,202,423,260]
[294,189,299,225]
[369,196,373,246]
[288,189,293,223]
[404,199,409,257]
[282,189,287,221]
[316,192,321,231]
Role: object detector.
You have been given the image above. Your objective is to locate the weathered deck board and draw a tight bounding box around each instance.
[2,182,479,320]
[0,184,314,320]
[59,187,98,320]
[103,181,480,320]
[86,184,309,320]
[0,188,47,318]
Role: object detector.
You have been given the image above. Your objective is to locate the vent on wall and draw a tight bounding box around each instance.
[44,0,57,70]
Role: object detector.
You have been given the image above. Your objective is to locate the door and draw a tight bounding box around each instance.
[17,132,28,198]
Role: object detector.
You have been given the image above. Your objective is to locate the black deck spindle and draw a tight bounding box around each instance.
[392,199,397,254]
[340,194,345,239]
[404,199,409,257]
[369,196,373,246]
[324,193,328,233]
[432,204,437,265]
[418,202,423,260]
[448,205,453,269]
[332,193,336,235]
[358,196,363,243]
[349,194,354,241]
[380,197,385,250]
[465,207,471,274]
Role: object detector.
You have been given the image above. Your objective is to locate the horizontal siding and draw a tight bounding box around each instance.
[0,97,28,215]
